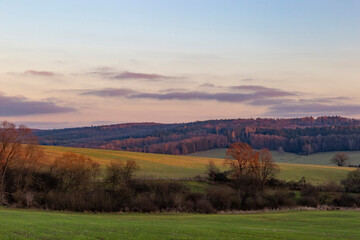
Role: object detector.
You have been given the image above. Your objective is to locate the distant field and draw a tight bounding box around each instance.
[189,148,360,166]
[41,146,353,184]
[42,145,220,178]
[0,208,359,240]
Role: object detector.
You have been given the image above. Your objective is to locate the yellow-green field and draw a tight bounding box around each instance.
[41,146,353,184]
[189,148,360,166]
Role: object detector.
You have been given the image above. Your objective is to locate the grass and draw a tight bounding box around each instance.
[41,145,217,178]
[189,148,360,166]
[0,208,360,240]
[41,145,354,184]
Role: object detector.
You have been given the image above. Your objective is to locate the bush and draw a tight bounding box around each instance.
[12,191,36,208]
[298,196,319,207]
[297,184,319,207]
[151,182,188,210]
[207,161,229,183]
[195,199,216,213]
[264,190,296,209]
[266,178,286,188]
[207,186,233,210]
[333,193,360,207]
[342,169,360,193]
[132,194,157,212]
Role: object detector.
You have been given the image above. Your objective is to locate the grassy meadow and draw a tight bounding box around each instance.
[0,208,359,240]
[41,145,354,184]
[189,148,360,166]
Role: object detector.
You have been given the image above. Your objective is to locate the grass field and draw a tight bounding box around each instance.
[0,208,359,240]
[40,146,354,184]
[189,148,360,166]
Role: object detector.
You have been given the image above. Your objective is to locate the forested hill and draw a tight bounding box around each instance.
[35,116,360,155]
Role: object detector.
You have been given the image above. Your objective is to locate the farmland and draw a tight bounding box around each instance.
[0,208,359,240]
[189,148,360,166]
[41,145,353,184]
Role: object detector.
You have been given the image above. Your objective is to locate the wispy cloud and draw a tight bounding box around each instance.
[298,96,351,103]
[231,85,276,91]
[7,70,59,77]
[24,70,58,77]
[79,84,360,118]
[248,98,293,106]
[266,103,360,117]
[0,93,75,116]
[199,83,217,88]
[88,68,180,81]
[81,88,136,97]
[129,89,294,102]
[112,71,174,80]
[230,85,298,97]
[159,88,188,93]
[258,96,360,117]
[197,84,297,98]
[80,84,297,103]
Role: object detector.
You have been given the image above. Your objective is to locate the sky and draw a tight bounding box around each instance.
[0,0,360,129]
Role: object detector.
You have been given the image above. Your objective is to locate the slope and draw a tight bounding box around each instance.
[41,145,353,184]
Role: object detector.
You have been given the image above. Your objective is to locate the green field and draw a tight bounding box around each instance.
[40,146,354,184]
[0,208,359,240]
[189,148,360,166]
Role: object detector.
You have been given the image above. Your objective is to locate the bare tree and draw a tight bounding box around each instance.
[13,144,45,192]
[105,161,124,190]
[105,160,139,190]
[330,153,350,166]
[257,149,279,187]
[0,121,36,203]
[122,160,139,183]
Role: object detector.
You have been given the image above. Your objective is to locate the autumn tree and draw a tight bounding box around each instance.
[12,144,45,192]
[225,142,278,187]
[50,152,100,192]
[225,142,255,178]
[330,153,350,167]
[0,121,37,203]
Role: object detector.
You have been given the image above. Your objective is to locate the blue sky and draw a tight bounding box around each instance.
[0,1,359,128]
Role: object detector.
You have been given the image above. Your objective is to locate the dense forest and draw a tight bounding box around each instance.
[35,116,360,155]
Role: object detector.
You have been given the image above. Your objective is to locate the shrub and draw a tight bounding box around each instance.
[195,199,216,213]
[264,190,296,209]
[298,196,318,207]
[132,193,157,212]
[207,186,233,210]
[342,169,360,193]
[333,193,360,207]
[207,161,229,183]
[298,184,319,207]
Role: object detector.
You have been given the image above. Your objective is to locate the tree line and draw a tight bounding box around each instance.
[37,116,360,155]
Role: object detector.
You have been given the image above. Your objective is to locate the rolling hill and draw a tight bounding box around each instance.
[41,145,354,184]
[189,148,360,166]
[35,116,360,156]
